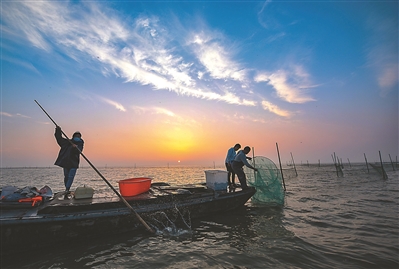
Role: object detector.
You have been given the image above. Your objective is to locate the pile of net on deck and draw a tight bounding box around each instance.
[244,156,285,205]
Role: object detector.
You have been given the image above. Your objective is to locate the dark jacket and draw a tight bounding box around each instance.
[54,127,84,169]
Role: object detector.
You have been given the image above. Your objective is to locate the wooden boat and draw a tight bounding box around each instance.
[0,183,255,253]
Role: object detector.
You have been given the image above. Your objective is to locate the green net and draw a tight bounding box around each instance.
[244,156,285,205]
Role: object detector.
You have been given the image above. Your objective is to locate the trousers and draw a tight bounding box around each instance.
[63,167,77,191]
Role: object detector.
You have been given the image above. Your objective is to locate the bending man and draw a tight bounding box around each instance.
[231,146,257,190]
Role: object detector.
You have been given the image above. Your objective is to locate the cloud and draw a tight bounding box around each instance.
[188,32,247,82]
[1,1,301,118]
[378,64,398,90]
[71,90,126,112]
[1,112,13,117]
[97,96,126,112]
[1,55,41,74]
[131,106,175,117]
[223,112,269,124]
[153,107,176,117]
[0,112,30,118]
[257,0,275,30]
[261,100,291,118]
[1,2,254,101]
[365,16,398,96]
[255,66,316,104]
[131,105,201,129]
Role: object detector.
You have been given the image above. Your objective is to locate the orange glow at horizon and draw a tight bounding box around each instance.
[84,122,218,164]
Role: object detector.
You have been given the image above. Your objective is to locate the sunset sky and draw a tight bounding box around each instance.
[1,0,398,168]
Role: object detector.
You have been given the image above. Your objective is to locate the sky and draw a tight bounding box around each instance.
[0,0,398,168]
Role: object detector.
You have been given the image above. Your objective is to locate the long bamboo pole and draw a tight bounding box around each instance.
[35,100,155,234]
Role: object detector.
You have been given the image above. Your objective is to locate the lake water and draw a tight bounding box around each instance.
[1,163,398,268]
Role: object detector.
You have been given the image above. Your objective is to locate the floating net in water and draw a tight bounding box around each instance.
[244,156,285,205]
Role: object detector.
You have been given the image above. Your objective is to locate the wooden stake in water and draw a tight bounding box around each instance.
[379,151,388,180]
[389,154,395,171]
[276,143,286,191]
[252,147,257,184]
[332,152,343,177]
[332,153,339,177]
[290,152,298,177]
[364,153,370,173]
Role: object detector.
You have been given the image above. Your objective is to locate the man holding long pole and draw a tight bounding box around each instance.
[54,126,84,199]
[35,100,155,233]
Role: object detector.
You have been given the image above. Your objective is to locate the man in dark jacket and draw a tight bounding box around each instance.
[54,126,84,197]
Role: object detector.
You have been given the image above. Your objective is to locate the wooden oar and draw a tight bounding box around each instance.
[34,100,155,234]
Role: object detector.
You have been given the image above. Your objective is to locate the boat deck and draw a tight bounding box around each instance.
[0,183,238,219]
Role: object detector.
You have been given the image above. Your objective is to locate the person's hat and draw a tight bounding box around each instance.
[73,131,81,137]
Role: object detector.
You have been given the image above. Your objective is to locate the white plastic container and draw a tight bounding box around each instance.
[204,170,228,191]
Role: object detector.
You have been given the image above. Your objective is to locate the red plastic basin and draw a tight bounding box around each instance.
[118,177,152,197]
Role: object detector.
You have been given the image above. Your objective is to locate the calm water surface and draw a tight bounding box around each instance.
[1,164,398,268]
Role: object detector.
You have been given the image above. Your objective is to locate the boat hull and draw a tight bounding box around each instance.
[1,185,255,252]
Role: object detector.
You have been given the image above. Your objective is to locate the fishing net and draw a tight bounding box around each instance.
[244,156,285,205]
[369,163,388,179]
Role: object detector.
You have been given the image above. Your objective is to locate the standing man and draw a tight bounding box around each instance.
[54,126,84,198]
[232,146,257,190]
[225,143,241,191]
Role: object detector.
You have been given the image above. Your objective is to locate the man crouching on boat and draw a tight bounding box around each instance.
[54,126,84,198]
[232,146,257,190]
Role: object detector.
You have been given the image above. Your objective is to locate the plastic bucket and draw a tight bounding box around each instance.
[118,177,152,197]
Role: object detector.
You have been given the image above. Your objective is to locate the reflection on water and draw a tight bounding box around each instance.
[1,165,398,268]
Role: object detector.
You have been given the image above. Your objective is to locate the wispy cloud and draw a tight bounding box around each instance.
[365,15,398,96]
[1,55,40,74]
[131,105,201,128]
[71,90,126,112]
[223,112,269,124]
[188,32,247,82]
[97,96,126,112]
[1,0,306,118]
[131,106,175,117]
[1,112,13,117]
[261,100,291,118]
[257,0,275,30]
[1,111,31,118]
[255,66,316,104]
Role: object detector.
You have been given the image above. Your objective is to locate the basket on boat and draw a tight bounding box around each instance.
[118,177,152,197]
